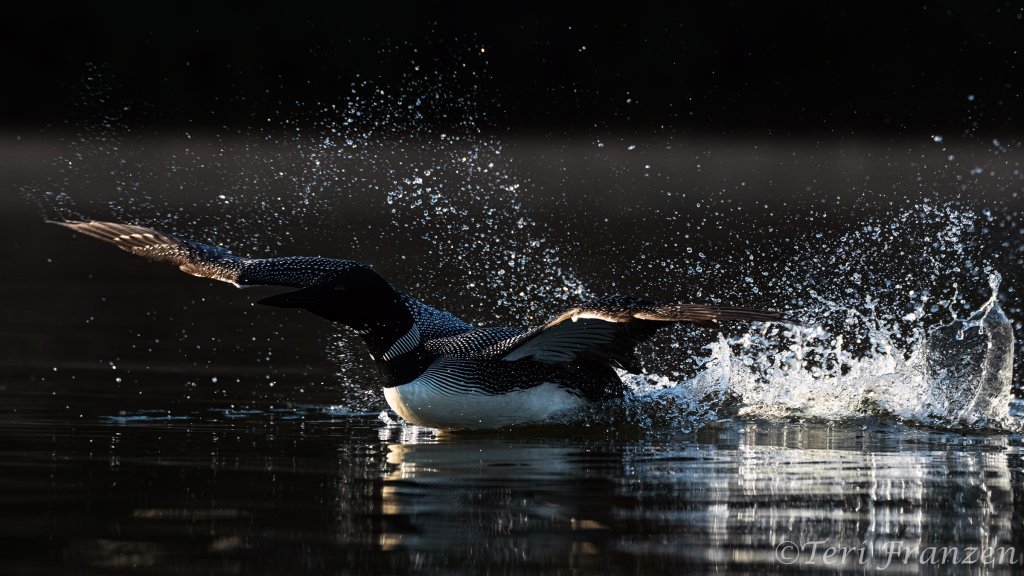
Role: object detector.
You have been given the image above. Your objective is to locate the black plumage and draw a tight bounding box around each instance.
[53,219,796,425]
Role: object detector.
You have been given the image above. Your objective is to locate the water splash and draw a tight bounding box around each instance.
[616,271,1017,432]
[39,56,1022,434]
[923,273,1013,427]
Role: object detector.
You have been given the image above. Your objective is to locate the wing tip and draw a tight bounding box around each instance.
[46,218,86,228]
[773,312,803,326]
[641,304,804,326]
[49,218,171,248]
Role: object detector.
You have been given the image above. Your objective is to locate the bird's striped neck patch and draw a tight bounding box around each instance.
[382,325,421,361]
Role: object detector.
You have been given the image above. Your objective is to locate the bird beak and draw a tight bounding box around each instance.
[257,287,323,308]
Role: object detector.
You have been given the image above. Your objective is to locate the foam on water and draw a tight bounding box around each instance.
[613,198,1022,431]
[620,272,1016,432]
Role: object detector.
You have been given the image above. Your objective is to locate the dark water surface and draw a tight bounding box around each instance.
[3,134,1024,574]
[3,380,1022,575]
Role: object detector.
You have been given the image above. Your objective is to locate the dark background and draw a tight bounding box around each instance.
[2,1,1022,134]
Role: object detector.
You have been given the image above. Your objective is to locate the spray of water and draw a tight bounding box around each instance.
[36,53,1022,433]
[614,208,1019,433]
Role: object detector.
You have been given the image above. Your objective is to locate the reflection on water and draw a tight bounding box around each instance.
[374,423,1019,574]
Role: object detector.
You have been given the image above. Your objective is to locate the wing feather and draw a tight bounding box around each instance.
[52,220,355,288]
[496,295,795,371]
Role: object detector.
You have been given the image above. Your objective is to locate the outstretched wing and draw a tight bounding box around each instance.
[52,219,357,288]
[52,220,476,332]
[492,295,793,372]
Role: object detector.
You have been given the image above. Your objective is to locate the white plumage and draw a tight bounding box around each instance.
[385,378,585,430]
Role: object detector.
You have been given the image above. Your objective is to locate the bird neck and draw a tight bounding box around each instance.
[350,298,432,387]
[353,297,416,359]
[375,345,433,387]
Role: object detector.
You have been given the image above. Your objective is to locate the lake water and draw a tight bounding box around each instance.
[3,130,1024,574]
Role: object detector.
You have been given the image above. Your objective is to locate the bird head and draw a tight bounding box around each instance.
[257,261,406,332]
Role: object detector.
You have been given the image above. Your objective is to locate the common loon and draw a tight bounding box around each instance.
[53,220,794,430]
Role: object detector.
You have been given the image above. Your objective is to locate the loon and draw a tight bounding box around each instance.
[52,219,794,430]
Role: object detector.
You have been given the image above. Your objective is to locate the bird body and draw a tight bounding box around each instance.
[53,220,793,430]
[385,376,584,429]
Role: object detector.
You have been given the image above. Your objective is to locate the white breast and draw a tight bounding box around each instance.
[383,378,586,430]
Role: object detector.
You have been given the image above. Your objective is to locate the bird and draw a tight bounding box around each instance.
[51,219,795,430]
